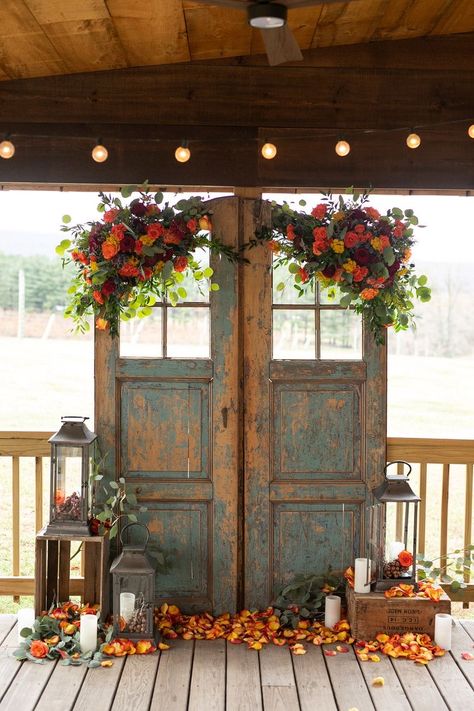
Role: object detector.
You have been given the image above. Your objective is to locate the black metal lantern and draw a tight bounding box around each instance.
[110,523,156,641]
[368,461,420,591]
[44,416,97,536]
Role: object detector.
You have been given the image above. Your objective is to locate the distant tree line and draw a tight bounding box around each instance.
[0,252,72,312]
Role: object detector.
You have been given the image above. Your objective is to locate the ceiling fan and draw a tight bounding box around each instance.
[190,1,347,66]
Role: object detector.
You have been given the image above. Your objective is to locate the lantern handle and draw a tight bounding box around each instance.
[120,521,150,547]
[384,460,412,479]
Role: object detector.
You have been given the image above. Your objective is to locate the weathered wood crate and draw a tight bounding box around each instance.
[346,586,451,639]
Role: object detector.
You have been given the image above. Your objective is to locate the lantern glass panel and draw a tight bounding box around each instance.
[115,574,154,637]
[367,502,384,582]
[54,446,84,521]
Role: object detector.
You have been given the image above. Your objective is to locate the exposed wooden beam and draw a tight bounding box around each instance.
[0,34,471,189]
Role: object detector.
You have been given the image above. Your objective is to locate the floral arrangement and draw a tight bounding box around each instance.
[254,191,431,343]
[57,183,238,337]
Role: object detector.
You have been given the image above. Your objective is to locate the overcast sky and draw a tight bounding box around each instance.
[0,189,472,264]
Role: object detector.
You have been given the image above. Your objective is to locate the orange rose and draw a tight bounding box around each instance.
[286,224,295,241]
[95,318,109,331]
[311,204,327,219]
[103,208,120,223]
[298,267,309,283]
[365,207,381,220]
[344,231,359,248]
[360,288,378,300]
[174,256,188,273]
[186,218,198,232]
[198,215,212,231]
[93,290,104,305]
[102,239,120,260]
[147,223,164,240]
[30,640,49,658]
[398,550,413,567]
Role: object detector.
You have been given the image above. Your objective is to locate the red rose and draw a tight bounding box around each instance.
[311,204,327,219]
[101,279,116,297]
[130,200,147,217]
[353,247,371,266]
[174,256,188,272]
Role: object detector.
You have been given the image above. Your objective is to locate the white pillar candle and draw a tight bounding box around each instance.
[80,614,98,654]
[120,592,136,623]
[434,613,452,651]
[17,608,35,643]
[324,595,341,629]
[389,541,405,560]
[354,558,371,593]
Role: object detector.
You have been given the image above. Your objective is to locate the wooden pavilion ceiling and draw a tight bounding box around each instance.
[1,0,474,80]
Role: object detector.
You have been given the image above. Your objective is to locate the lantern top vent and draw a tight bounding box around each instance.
[372,460,421,503]
[48,416,97,446]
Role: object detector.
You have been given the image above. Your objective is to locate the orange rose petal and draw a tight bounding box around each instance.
[100,660,114,667]
[461,652,474,661]
[336,645,349,653]
[369,654,381,662]
[372,676,385,686]
[158,642,170,651]
[324,650,337,656]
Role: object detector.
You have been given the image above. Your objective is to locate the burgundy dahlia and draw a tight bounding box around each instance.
[120,235,136,253]
[353,247,371,266]
[130,200,147,217]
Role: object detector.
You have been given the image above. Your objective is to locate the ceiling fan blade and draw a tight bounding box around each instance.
[186,0,248,9]
[260,24,303,65]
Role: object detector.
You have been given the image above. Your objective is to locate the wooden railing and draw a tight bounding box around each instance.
[0,433,472,604]
[387,437,474,603]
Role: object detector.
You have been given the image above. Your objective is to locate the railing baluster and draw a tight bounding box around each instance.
[464,463,473,607]
[35,456,43,534]
[418,462,427,555]
[12,455,20,602]
[440,463,450,578]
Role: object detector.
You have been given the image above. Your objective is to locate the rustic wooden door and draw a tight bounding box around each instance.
[95,197,240,614]
[95,196,386,613]
[241,199,386,609]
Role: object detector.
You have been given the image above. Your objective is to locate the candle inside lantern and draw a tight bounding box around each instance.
[354,558,371,593]
[17,608,35,644]
[80,614,98,654]
[324,595,341,629]
[120,592,136,624]
[389,541,405,560]
[434,613,452,651]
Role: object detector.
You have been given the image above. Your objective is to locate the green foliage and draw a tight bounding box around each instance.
[417,544,474,593]
[273,571,344,627]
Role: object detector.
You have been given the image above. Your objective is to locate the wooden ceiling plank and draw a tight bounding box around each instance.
[431,0,474,36]
[0,0,67,78]
[107,0,190,66]
[22,0,110,23]
[31,19,128,74]
[311,0,390,48]
[184,5,251,60]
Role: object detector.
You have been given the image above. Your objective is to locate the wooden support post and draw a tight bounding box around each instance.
[12,456,20,603]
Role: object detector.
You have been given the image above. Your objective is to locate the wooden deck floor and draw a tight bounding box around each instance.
[0,615,473,710]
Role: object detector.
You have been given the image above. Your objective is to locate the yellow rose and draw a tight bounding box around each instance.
[331,239,345,254]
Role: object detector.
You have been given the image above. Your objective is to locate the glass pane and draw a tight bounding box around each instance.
[272,259,315,305]
[167,307,210,358]
[273,310,315,359]
[177,248,210,303]
[55,447,83,521]
[320,310,362,359]
[120,308,163,358]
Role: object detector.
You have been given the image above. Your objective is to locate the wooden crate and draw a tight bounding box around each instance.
[346,586,451,639]
[35,529,109,619]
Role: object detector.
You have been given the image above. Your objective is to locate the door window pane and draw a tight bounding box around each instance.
[120,308,163,358]
[320,310,362,359]
[167,308,210,358]
[273,310,315,359]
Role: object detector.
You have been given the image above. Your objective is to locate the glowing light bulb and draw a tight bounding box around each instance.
[406,133,421,149]
[92,144,108,162]
[0,140,15,159]
[468,124,474,139]
[261,142,277,160]
[175,145,191,163]
[335,140,350,157]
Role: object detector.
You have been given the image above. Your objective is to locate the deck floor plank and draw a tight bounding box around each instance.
[0,656,57,711]
[188,639,226,711]
[111,653,160,711]
[357,654,411,711]
[291,644,336,711]
[0,627,23,704]
[0,617,15,647]
[226,642,262,711]
[324,646,375,711]
[150,639,193,711]
[391,657,449,711]
[71,656,126,711]
[450,621,474,689]
[259,645,299,711]
[460,620,474,641]
[34,663,88,711]
[427,653,474,709]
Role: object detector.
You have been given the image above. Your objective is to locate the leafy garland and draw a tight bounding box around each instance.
[57,183,239,337]
[253,191,431,343]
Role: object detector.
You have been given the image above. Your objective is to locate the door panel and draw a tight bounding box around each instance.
[95,197,240,614]
[242,198,386,609]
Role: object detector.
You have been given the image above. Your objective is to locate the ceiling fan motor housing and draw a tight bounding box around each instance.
[248,2,287,29]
